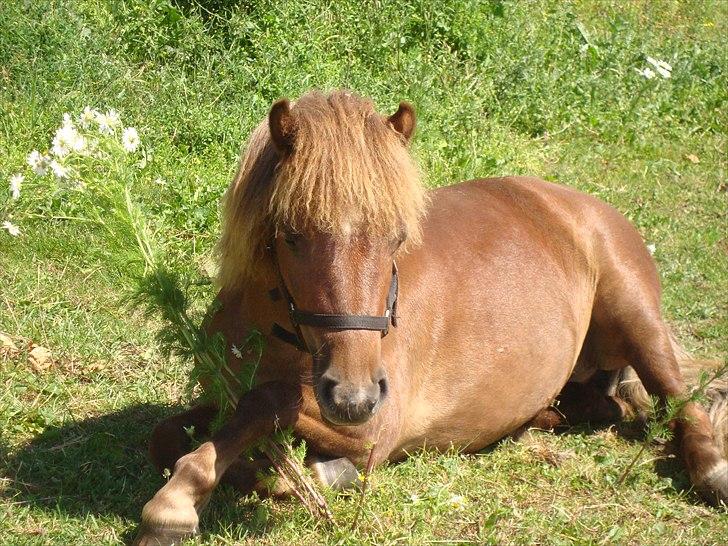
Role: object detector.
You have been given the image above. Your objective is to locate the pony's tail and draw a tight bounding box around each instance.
[616,333,728,459]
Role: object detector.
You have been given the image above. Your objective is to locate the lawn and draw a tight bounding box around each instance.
[1,0,726,544]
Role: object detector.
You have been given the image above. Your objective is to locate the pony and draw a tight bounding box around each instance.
[134,90,728,545]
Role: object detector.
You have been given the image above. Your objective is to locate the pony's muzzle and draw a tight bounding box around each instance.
[317,368,388,426]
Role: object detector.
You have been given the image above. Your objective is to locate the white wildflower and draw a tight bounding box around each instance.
[231,345,243,359]
[52,123,86,156]
[635,67,655,79]
[647,243,656,255]
[96,114,112,134]
[9,174,23,200]
[107,109,121,126]
[51,126,72,157]
[27,150,41,170]
[409,494,420,504]
[50,160,70,179]
[448,494,467,510]
[122,127,140,152]
[2,221,21,237]
[646,57,672,79]
[73,133,87,152]
[79,106,98,128]
[97,109,121,134]
[27,150,50,175]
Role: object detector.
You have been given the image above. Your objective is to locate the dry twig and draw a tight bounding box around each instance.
[351,441,377,531]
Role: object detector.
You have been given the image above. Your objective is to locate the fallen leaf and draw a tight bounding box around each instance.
[1,332,18,351]
[685,154,700,164]
[530,444,574,468]
[29,345,53,371]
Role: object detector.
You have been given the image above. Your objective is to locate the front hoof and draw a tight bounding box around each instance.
[134,493,200,546]
[310,456,360,490]
[132,523,198,546]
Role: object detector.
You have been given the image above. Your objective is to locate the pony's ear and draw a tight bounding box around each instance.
[269,98,297,154]
[388,102,416,143]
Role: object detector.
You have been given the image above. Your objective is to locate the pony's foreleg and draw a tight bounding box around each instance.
[134,382,368,545]
[148,403,286,496]
[134,382,302,546]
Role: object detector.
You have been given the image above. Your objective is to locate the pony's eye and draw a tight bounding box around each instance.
[391,232,406,253]
[284,232,300,249]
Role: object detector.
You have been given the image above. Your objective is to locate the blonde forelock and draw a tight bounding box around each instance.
[216,90,426,291]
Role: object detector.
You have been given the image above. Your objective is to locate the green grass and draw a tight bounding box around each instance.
[1,0,726,544]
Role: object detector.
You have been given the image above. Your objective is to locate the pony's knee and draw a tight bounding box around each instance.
[561,384,628,424]
[546,378,629,427]
[149,405,218,474]
[172,445,218,497]
[524,407,565,431]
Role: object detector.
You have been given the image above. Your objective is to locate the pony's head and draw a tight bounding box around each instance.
[217,90,426,425]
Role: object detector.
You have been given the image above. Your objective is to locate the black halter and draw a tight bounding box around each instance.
[268,258,399,353]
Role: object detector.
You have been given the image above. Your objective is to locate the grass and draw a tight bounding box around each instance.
[1,0,726,543]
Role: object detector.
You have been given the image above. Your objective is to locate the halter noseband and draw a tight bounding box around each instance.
[268,253,399,353]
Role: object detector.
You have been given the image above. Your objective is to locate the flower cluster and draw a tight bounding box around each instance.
[3,107,141,237]
[635,56,672,80]
[2,220,20,237]
[51,114,87,157]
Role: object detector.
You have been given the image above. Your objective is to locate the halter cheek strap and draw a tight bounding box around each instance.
[268,261,399,353]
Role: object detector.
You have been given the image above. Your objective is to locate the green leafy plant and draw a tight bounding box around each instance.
[2,109,242,403]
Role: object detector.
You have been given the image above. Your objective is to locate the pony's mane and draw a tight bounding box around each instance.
[216,90,427,290]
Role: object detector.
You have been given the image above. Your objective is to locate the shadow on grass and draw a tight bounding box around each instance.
[553,420,695,498]
[0,403,271,544]
[0,403,706,543]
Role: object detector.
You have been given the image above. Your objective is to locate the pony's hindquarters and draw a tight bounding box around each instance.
[581,193,728,505]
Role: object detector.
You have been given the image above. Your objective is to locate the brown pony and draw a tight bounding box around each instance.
[134,90,728,545]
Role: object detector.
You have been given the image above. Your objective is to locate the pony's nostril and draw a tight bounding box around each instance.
[320,377,338,405]
[378,377,388,399]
